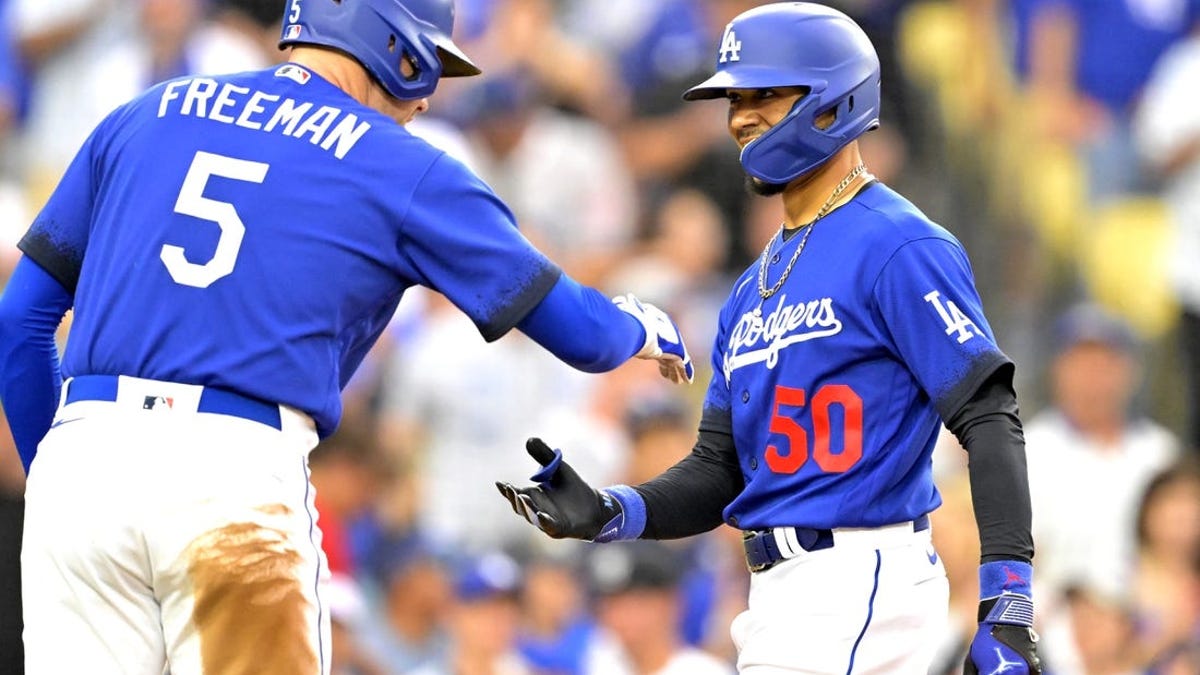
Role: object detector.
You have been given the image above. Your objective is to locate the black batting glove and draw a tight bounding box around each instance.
[495,438,621,540]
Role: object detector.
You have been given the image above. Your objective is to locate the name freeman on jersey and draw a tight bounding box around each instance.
[157,77,372,160]
[724,294,843,379]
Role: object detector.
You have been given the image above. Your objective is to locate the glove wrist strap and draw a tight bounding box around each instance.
[593,485,646,543]
[979,560,1032,600]
[980,594,1035,627]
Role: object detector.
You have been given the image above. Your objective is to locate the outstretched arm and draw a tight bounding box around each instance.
[496,406,742,542]
[516,273,693,383]
[0,256,73,473]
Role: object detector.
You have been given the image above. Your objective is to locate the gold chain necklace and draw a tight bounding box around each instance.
[756,163,868,299]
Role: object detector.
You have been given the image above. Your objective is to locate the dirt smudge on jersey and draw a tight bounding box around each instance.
[185,508,318,674]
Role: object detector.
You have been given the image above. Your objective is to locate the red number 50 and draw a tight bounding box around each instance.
[764,384,863,474]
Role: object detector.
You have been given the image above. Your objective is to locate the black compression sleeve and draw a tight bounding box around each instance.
[633,406,744,540]
[945,363,1035,563]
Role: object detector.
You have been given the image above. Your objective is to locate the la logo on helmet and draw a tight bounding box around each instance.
[719,25,742,63]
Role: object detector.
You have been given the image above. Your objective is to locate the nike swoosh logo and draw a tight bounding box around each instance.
[50,417,84,430]
[594,526,619,542]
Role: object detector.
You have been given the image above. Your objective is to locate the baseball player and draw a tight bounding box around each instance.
[0,1,692,673]
[497,4,1041,674]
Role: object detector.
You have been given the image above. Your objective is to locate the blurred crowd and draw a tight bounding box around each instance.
[0,1,1198,674]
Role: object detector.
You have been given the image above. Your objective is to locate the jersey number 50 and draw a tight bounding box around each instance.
[765,384,862,474]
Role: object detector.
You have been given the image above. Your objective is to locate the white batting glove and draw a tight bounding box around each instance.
[612,293,694,384]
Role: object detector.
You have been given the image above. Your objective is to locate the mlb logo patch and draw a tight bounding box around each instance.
[274,64,311,84]
[143,395,174,411]
[284,24,302,40]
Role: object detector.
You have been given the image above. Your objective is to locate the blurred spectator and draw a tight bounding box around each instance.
[1037,584,1141,674]
[603,187,733,370]
[1134,22,1200,452]
[824,0,927,150]
[356,533,455,673]
[10,0,139,206]
[514,544,607,675]
[560,0,710,109]
[447,0,623,123]
[690,525,751,666]
[411,550,534,675]
[621,395,697,486]
[618,396,742,655]
[83,0,267,117]
[583,541,734,675]
[0,0,20,152]
[561,0,747,269]
[1024,304,1180,612]
[11,0,270,210]
[1015,0,1199,200]
[0,1,27,273]
[327,573,389,675]
[211,0,286,63]
[453,71,638,286]
[309,425,387,577]
[377,291,624,554]
[1129,461,1200,673]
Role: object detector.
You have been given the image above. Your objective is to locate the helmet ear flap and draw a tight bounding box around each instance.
[279,0,480,100]
[740,93,835,184]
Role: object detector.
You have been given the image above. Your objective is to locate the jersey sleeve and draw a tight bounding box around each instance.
[872,236,1010,421]
[700,299,735,430]
[399,153,561,342]
[16,114,111,292]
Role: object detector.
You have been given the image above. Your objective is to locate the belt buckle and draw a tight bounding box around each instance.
[742,530,777,574]
[747,559,773,574]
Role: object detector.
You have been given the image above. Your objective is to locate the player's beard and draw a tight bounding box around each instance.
[745,174,787,197]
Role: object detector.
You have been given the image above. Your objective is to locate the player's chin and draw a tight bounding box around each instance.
[745,174,787,197]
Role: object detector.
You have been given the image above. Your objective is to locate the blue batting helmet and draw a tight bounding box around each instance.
[279,0,481,100]
[683,2,880,184]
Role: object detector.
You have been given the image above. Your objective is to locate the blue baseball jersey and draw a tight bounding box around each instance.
[18,64,560,437]
[703,183,1009,530]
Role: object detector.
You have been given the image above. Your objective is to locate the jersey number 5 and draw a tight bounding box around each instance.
[765,384,863,474]
[161,151,269,288]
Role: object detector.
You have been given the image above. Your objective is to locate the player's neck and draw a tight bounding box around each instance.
[780,143,869,229]
[288,46,374,106]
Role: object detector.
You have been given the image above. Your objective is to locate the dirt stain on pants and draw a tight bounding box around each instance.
[185,508,318,674]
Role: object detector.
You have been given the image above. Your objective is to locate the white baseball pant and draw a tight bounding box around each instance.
[21,376,329,675]
[731,521,949,674]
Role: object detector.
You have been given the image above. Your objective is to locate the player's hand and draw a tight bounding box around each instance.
[495,438,623,541]
[612,293,694,384]
[964,594,1042,675]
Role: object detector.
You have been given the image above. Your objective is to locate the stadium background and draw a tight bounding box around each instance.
[0,1,1197,673]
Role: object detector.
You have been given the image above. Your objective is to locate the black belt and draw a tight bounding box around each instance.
[65,375,283,430]
[743,514,931,573]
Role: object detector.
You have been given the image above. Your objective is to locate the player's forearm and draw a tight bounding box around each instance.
[0,257,72,472]
[516,273,643,372]
[962,414,1033,562]
[948,371,1035,563]
[635,415,744,539]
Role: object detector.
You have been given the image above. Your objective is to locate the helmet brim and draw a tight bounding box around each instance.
[435,40,481,78]
[682,67,805,101]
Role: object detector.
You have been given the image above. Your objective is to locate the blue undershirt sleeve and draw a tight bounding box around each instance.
[516,274,645,372]
[0,256,73,473]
